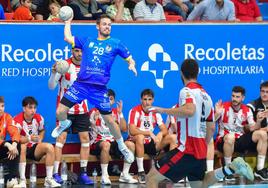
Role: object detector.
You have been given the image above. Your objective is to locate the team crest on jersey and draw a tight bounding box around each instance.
[186,92,191,98]
[105,45,112,52]
[89,42,94,48]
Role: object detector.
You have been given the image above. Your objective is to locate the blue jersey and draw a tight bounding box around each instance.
[74,36,131,85]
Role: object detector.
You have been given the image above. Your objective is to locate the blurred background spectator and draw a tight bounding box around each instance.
[13,0,34,20]
[187,0,236,21]
[47,0,61,20]
[68,0,102,20]
[0,3,5,19]
[106,0,133,21]
[232,0,262,21]
[133,0,166,21]
[162,0,194,20]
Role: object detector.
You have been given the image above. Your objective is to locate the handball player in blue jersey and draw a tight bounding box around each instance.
[51,14,137,164]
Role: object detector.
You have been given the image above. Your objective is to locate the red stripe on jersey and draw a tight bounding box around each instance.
[65,73,70,81]
[186,98,193,103]
[206,109,214,122]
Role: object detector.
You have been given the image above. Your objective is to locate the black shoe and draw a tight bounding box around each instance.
[138,171,146,184]
[254,168,268,180]
[224,174,236,181]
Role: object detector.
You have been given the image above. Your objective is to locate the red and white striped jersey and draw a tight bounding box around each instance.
[165,104,179,134]
[128,104,164,144]
[88,108,120,144]
[216,102,255,139]
[54,58,88,115]
[13,112,44,148]
[176,82,214,159]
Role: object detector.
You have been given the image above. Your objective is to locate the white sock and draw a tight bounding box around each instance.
[116,137,125,150]
[136,157,144,172]
[257,155,266,170]
[19,162,26,180]
[46,166,54,179]
[224,157,232,165]
[122,162,131,175]
[80,160,88,168]
[53,161,60,174]
[206,160,214,171]
[101,164,109,176]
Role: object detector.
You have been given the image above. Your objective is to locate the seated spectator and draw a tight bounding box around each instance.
[0,96,21,188]
[89,89,137,185]
[133,0,166,21]
[0,4,5,20]
[11,0,38,12]
[97,0,111,12]
[215,86,268,180]
[232,0,262,21]
[13,0,34,20]
[187,0,236,21]
[14,96,61,187]
[68,0,102,20]
[162,0,194,20]
[35,0,64,20]
[106,0,133,21]
[47,0,61,21]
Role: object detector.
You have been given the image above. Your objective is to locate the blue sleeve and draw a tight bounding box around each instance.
[74,36,88,49]
[117,41,131,59]
[187,1,206,21]
[0,5,5,20]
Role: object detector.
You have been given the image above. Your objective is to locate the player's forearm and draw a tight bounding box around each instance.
[64,21,74,44]
[129,125,151,136]
[48,73,58,89]
[160,104,195,117]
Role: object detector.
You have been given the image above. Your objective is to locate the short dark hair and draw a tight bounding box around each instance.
[0,96,4,103]
[22,96,38,107]
[260,81,268,90]
[232,86,245,96]
[107,89,115,98]
[141,89,154,98]
[96,14,111,25]
[181,59,199,80]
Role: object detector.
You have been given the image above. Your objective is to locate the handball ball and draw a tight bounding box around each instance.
[59,6,73,21]
[56,60,70,74]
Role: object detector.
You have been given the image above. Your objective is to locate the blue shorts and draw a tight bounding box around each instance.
[63,81,111,113]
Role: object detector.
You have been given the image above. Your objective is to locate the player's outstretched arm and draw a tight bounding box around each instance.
[64,19,74,45]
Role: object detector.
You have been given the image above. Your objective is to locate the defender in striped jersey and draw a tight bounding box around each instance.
[48,48,92,185]
[146,59,254,188]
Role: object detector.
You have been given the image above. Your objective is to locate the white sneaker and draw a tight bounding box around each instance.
[51,119,72,138]
[119,173,138,184]
[44,177,61,187]
[6,178,19,188]
[101,175,111,185]
[119,147,134,164]
[13,179,27,188]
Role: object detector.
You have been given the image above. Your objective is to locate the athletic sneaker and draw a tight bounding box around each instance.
[229,157,254,181]
[51,119,72,138]
[254,168,268,180]
[119,173,138,183]
[119,146,134,164]
[101,175,111,185]
[224,174,236,181]
[53,173,63,184]
[44,177,61,187]
[6,178,19,188]
[78,173,94,185]
[13,179,26,188]
[138,171,146,184]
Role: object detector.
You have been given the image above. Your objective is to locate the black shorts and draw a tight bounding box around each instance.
[90,141,123,159]
[155,148,206,182]
[144,140,157,156]
[64,113,90,133]
[216,132,257,153]
[26,144,42,161]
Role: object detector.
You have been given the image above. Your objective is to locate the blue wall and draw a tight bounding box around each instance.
[0,23,267,143]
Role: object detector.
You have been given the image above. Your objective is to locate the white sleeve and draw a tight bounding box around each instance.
[48,72,62,90]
